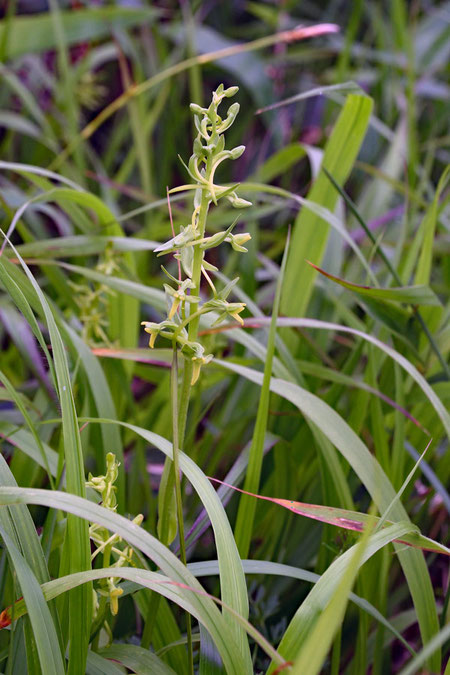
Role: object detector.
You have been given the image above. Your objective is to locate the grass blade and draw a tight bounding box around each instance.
[281,94,373,318]
[0,525,64,675]
[0,234,92,673]
[234,231,290,557]
[216,359,442,671]
[268,522,416,673]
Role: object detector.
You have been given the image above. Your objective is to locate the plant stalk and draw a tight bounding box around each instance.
[178,178,211,447]
[171,346,193,674]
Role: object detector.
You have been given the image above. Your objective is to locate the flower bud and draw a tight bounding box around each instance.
[230,145,245,160]
[190,103,205,116]
[223,86,239,97]
[227,102,240,119]
[227,192,252,209]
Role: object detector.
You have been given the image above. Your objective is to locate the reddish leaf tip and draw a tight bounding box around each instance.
[0,609,11,629]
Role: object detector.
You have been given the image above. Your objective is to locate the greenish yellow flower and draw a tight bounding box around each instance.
[226,232,252,252]
[207,299,246,326]
[141,321,162,348]
[191,352,214,385]
[163,278,200,320]
[141,319,180,348]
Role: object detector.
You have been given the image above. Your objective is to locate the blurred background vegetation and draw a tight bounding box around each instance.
[0,1,449,673]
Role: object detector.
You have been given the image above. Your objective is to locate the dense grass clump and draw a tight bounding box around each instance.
[0,2,448,674]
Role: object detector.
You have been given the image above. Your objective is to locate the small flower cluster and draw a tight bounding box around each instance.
[70,244,119,347]
[87,453,143,618]
[142,85,252,383]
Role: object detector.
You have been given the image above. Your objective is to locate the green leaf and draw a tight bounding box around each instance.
[54,261,167,313]
[7,236,157,259]
[188,560,416,657]
[0,488,268,675]
[257,81,363,114]
[398,623,450,675]
[234,232,290,558]
[0,371,54,485]
[223,317,450,439]
[0,7,159,59]
[281,94,373,318]
[0,234,92,674]
[308,261,440,306]
[251,144,307,183]
[99,644,176,675]
[287,522,401,674]
[0,525,65,675]
[85,419,252,672]
[215,358,441,671]
[0,424,58,477]
[414,166,450,287]
[290,515,374,674]
[86,650,131,675]
[64,325,125,510]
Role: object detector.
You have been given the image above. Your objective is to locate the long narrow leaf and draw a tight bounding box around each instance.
[281,94,373,317]
[211,478,449,555]
[234,232,290,557]
[0,233,92,673]
[0,526,64,675]
[307,261,440,306]
[0,487,269,675]
[216,358,442,671]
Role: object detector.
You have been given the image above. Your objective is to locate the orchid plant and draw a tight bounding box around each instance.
[86,453,143,642]
[141,84,252,384]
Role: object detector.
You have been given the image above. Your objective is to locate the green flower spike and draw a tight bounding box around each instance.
[141,84,252,385]
[86,452,119,511]
[86,455,144,620]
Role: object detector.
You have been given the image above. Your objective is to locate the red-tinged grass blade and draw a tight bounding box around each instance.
[91,346,172,367]
[306,261,440,306]
[210,478,449,556]
[0,232,92,674]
